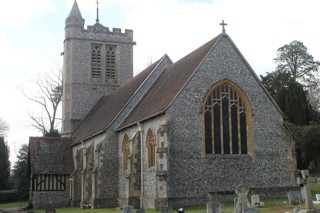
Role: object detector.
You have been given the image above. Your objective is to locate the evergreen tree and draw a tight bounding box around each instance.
[0,137,11,190]
[276,82,310,125]
[294,125,320,170]
[12,144,30,195]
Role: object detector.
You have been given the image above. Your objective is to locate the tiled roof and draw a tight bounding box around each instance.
[118,35,221,129]
[72,59,162,143]
[28,137,73,174]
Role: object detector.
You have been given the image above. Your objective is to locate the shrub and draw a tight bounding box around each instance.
[0,189,18,202]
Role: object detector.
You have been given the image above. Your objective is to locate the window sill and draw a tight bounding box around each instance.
[203,154,252,160]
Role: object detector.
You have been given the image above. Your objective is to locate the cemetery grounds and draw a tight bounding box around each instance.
[1,177,319,213]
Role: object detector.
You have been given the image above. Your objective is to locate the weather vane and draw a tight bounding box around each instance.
[220,20,227,34]
[96,0,100,23]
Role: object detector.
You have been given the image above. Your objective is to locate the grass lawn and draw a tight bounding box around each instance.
[2,179,320,213]
[1,199,319,213]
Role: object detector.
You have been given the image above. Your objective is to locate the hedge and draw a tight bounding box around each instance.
[0,189,18,202]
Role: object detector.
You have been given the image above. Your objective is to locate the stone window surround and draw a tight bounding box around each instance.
[146,128,156,169]
[90,43,118,84]
[200,79,253,158]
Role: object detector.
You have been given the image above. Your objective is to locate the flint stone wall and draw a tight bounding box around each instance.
[165,36,297,207]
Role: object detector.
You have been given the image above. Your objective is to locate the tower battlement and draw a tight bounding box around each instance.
[86,24,133,36]
[65,23,133,44]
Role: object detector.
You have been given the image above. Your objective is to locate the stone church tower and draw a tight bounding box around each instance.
[62,1,134,136]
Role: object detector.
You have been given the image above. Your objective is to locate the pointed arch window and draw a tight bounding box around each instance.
[90,43,118,83]
[146,129,156,168]
[105,46,116,80]
[122,134,130,171]
[203,81,250,155]
[91,44,102,79]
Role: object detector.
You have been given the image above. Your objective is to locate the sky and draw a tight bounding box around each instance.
[0,0,320,164]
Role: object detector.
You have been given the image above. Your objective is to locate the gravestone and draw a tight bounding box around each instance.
[161,207,173,213]
[207,201,221,213]
[234,184,251,213]
[316,194,320,201]
[293,207,300,213]
[287,191,301,205]
[124,205,133,213]
[244,208,259,213]
[136,209,145,213]
[45,209,56,213]
[250,195,260,207]
[297,170,317,210]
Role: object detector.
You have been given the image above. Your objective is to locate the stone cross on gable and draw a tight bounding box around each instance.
[220,20,227,34]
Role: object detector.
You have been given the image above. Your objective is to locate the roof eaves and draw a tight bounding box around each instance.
[116,111,165,132]
[71,129,105,147]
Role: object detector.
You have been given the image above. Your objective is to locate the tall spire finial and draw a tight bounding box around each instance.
[220,20,227,34]
[96,0,100,23]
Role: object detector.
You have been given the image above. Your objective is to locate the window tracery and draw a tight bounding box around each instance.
[204,81,250,155]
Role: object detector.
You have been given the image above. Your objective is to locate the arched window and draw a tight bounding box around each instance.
[122,134,130,170]
[91,44,102,79]
[146,129,156,168]
[203,81,251,155]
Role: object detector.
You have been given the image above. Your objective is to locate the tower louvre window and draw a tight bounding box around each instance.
[91,44,102,79]
[90,44,117,82]
[203,81,250,155]
[105,46,116,80]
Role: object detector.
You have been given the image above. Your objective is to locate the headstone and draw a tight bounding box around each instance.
[250,195,260,207]
[136,209,145,213]
[46,209,56,213]
[234,184,251,213]
[207,201,221,213]
[316,194,320,201]
[297,170,316,210]
[124,205,134,213]
[243,208,259,213]
[287,191,301,205]
[293,207,300,213]
[161,207,173,213]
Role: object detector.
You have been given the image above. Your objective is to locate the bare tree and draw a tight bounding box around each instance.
[0,118,9,137]
[23,67,62,137]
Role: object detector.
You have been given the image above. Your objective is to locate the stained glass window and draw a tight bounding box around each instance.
[122,134,129,170]
[147,129,156,168]
[204,82,249,155]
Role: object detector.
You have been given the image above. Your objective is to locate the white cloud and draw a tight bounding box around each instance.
[0,0,57,28]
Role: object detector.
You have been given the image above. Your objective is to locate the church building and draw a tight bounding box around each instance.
[28,0,297,209]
